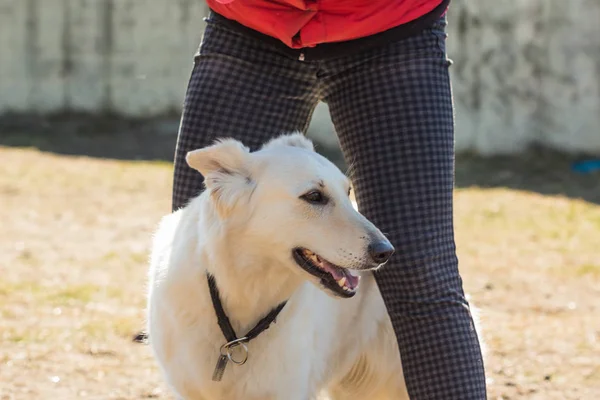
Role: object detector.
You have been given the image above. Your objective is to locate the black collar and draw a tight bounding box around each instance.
[207,273,287,381]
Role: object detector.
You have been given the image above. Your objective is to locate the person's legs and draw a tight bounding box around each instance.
[132,14,319,345]
[321,17,487,399]
[172,16,319,211]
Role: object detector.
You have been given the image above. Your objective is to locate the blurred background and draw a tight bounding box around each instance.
[0,1,599,399]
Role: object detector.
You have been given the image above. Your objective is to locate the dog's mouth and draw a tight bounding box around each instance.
[292,248,360,298]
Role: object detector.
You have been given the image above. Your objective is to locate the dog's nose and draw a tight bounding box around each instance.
[368,241,395,264]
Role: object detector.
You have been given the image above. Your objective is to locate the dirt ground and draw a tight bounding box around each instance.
[1,122,599,399]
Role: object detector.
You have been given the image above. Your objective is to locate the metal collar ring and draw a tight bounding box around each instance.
[220,337,249,365]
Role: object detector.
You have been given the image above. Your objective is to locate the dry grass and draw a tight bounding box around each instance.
[0,145,598,399]
[0,148,173,399]
[455,189,600,399]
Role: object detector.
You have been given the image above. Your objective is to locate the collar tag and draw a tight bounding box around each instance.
[212,354,228,382]
[212,337,249,381]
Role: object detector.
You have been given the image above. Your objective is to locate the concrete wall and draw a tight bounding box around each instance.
[1,0,599,154]
[0,0,206,115]
[447,0,600,154]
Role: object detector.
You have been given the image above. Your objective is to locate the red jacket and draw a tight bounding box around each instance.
[207,0,446,49]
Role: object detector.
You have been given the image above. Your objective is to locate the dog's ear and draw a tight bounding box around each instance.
[186,138,249,177]
[186,139,253,218]
[261,132,315,152]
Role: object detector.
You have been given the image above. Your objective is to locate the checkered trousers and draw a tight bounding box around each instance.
[172,13,487,400]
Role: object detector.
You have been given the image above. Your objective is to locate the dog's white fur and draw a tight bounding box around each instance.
[147,133,480,400]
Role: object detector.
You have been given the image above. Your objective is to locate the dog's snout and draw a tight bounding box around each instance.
[368,241,395,264]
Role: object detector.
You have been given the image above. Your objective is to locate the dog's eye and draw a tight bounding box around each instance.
[301,190,328,205]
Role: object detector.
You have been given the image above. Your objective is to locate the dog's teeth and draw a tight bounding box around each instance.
[337,277,346,287]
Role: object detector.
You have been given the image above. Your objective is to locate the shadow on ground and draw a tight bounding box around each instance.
[1,113,598,204]
[0,113,181,161]
[455,148,599,204]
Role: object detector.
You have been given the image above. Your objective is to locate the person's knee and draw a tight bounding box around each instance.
[376,234,466,308]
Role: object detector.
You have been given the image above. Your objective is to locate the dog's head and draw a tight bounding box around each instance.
[186,133,394,298]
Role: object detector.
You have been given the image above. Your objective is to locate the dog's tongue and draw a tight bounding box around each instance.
[321,261,360,290]
[342,270,360,289]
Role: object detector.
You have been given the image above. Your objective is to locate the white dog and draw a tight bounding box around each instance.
[146,133,414,399]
